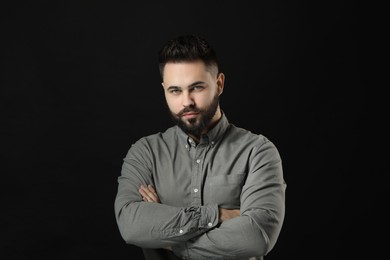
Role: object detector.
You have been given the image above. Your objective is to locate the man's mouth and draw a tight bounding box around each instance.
[182,112,199,119]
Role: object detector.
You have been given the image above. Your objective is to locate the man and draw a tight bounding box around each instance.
[114,35,286,260]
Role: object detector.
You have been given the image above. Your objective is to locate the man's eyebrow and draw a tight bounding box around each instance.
[188,81,206,87]
[167,85,181,91]
[166,81,206,90]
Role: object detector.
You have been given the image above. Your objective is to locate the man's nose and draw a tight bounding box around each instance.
[182,92,194,107]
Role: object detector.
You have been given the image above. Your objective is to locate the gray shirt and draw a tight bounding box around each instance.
[115,114,286,260]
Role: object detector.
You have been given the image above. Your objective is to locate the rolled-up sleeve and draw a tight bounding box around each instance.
[114,140,220,248]
[173,139,286,259]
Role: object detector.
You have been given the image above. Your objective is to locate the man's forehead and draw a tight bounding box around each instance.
[163,62,211,81]
[164,60,207,71]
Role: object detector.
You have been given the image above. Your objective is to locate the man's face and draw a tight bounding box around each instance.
[162,60,224,137]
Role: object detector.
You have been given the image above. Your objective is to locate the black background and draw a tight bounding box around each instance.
[1,1,377,260]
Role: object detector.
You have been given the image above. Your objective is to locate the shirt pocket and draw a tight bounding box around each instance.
[204,173,246,208]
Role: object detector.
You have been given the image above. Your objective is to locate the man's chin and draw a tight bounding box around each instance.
[179,116,197,125]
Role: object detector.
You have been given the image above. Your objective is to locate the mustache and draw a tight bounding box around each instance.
[177,106,201,117]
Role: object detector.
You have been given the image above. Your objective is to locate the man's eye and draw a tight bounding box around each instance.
[170,89,181,94]
[193,86,204,91]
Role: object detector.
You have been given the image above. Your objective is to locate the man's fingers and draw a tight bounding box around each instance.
[147,185,159,200]
[148,184,156,193]
[139,185,160,203]
[146,185,160,202]
[139,187,149,201]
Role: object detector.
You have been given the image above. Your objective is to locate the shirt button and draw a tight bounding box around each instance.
[208,222,213,227]
[196,159,201,163]
[194,188,199,193]
[179,229,183,234]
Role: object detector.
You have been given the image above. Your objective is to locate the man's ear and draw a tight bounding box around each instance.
[216,73,225,96]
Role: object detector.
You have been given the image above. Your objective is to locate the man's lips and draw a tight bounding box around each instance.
[182,112,199,118]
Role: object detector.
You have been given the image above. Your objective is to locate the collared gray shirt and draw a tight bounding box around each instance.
[115,114,286,260]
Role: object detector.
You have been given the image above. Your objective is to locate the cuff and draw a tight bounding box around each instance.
[200,204,219,230]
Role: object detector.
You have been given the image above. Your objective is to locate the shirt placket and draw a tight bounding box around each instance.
[189,142,206,207]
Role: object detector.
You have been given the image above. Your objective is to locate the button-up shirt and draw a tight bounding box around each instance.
[115,113,286,260]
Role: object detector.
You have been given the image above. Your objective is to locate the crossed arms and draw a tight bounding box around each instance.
[139,184,240,224]
[114,139,286,259]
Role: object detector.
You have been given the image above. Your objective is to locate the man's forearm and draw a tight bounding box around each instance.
[140,185,240,223]
[115,186,220,248]
[172,211,273,259]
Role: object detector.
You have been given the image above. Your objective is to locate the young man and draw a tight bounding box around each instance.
[114,35,286,260]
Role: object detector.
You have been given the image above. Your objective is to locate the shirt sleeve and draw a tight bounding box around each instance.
[172,138,286,259]
[114,139,220,249]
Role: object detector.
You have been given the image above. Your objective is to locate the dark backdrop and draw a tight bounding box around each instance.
[1,1,375,260]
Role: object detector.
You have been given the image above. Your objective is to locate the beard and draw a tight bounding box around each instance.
[169,94,220,138]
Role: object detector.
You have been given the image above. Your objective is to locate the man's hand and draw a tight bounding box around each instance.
[139,184,160,203]
[219,208,240,222]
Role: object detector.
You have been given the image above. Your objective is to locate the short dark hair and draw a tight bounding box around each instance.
[158,35,219,78]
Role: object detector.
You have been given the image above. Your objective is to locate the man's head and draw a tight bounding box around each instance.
[158,35,225,139]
